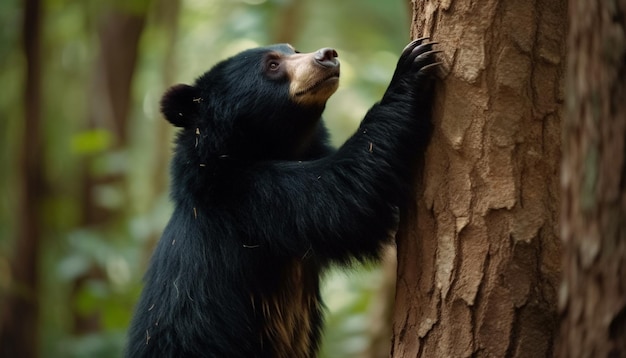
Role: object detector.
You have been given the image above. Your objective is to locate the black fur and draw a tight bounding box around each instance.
[126,40,437,357]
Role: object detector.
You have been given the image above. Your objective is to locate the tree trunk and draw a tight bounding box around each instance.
[72,5,148,334]
[0,0,43,356]
[558,1,626,356]
[392,1,566,356]
[152,0,182,201]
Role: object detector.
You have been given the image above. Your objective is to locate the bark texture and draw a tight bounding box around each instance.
[392,1,566,356]
[559,0,626,356]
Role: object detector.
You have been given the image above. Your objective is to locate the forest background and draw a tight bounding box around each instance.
[0,0,411,357]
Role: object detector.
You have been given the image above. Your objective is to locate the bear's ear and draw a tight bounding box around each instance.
[160,84,202,128]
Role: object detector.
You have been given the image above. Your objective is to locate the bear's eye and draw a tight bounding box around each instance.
[268,60,280,71]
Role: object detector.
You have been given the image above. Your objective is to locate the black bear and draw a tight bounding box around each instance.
[126,39,437,357]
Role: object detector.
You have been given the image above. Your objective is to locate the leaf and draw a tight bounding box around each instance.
[71,129,113,155]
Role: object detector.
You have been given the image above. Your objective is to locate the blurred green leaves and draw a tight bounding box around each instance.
[71,130,113,155]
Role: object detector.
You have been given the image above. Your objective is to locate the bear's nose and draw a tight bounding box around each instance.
[314,48,339,67]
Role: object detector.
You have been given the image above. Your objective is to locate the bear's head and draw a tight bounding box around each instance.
[161,44,340,161]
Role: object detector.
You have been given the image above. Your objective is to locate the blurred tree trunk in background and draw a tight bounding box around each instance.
[392,1,565,356]
[558,1,626,356]
[83,5,149,208]
[364,248,396,358]
[273,0,305,45]
[0,0,44,356]
[72,4,150,334]
[152,0,182,203]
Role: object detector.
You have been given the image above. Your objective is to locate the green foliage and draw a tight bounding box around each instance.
[320,265,391,357]
[71,130,113,155]
[0,0,408,356]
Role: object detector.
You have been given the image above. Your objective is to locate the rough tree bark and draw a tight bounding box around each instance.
[392,1,566,356]
[558,1,626,356]
[0,0,44,356]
